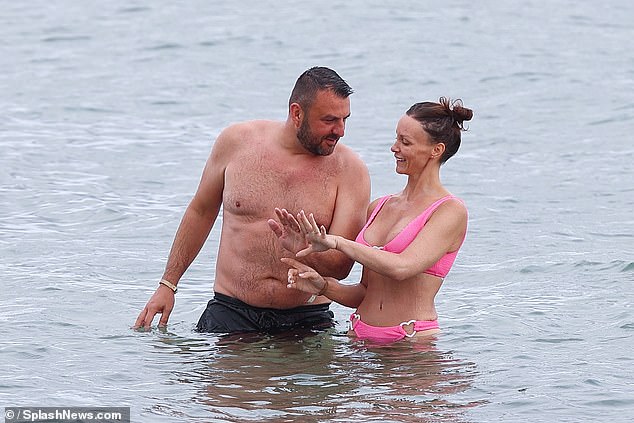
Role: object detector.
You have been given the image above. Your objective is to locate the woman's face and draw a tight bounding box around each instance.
[391,115,435,175]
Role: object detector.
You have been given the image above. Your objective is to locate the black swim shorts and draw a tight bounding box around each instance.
[195,292,334,334]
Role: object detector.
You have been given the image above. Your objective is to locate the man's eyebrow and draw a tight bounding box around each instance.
[323,113,351,119]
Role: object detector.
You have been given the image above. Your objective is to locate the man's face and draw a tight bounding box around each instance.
[297,90,350,156]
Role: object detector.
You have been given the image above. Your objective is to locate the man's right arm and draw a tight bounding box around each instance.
[133,127,233,329]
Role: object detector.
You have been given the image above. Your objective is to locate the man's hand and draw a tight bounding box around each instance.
[133,286,175,330]
[268,208,309,254]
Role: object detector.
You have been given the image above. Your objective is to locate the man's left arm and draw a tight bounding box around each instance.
[306,152,370,279]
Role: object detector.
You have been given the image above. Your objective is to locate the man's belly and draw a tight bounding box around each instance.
[213,223,328,308]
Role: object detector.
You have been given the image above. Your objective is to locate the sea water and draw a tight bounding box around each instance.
[1,1,633,422]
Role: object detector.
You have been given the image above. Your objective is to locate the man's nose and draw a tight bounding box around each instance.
[333,120,345,137]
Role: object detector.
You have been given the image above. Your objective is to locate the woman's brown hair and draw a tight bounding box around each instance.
[406,97,473,163]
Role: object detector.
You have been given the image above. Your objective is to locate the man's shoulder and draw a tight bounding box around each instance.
[214,120,281,148]
[223,120,281,137]
[335,144,368,171]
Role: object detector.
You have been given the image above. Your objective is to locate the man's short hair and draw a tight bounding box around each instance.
[289,67,353,110]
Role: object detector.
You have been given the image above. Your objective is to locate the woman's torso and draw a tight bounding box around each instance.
[354,193,465,326]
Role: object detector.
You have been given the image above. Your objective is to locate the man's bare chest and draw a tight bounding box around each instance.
[222,155,338,225]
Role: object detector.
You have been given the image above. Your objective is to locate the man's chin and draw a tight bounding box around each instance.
[319,146,337,156]
[320,140,338,155]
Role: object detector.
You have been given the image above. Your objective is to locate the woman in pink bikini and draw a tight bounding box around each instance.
[275,97,473,343]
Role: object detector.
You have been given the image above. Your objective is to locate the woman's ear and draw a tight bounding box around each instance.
[431,142,445,159]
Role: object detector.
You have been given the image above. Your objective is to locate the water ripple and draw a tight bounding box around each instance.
[2,0,634,421]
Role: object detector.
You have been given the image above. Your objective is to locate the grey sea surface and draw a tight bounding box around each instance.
[1,1,633,422]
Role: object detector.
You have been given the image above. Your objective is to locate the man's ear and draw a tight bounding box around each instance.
[289,103,303,127]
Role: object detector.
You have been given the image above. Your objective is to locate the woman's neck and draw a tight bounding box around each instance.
[401,168,446,201]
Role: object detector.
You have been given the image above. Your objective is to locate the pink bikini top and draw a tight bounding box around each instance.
[354,195,466,278]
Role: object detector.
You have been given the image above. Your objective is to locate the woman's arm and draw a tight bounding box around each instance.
[298,201,467,281]
[282,258,366,308]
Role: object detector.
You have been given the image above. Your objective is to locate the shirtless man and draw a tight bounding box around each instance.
[134,67,370,333]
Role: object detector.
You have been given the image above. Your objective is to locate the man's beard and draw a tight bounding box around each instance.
[297,119,338,156]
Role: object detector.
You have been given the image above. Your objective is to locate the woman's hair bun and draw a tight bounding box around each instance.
[451,104,473,123]
[406,97,473,163]
[439,97,472,129]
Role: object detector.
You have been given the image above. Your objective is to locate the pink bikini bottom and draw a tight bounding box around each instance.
[350,313,439,342]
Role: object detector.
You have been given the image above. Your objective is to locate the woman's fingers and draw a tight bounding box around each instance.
[281,257,312,272]
[297,210,310,233]
[287,268,297,287]
[296,246,312,258]
[308,213,320,233]
[297,211,313,233]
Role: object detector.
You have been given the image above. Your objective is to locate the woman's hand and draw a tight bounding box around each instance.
[282,257,328,296]
[267,208,308,254]
[296,210,338,257]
